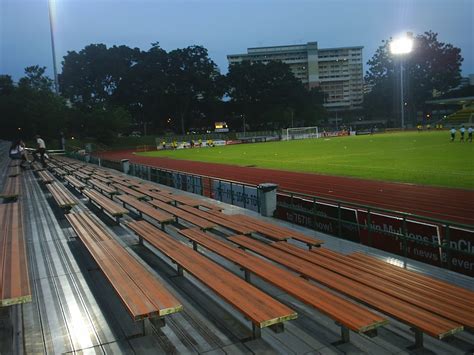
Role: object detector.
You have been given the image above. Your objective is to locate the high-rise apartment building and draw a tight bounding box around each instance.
[227,42,364,110]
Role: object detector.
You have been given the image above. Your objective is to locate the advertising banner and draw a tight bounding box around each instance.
[438,226,474,277]
[213,181,259,212]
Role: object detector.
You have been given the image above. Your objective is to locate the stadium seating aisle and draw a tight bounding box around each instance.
[1,142,474,354]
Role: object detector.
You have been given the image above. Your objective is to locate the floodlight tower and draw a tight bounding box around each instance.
[48,0,59,94]
[390,32,414,129]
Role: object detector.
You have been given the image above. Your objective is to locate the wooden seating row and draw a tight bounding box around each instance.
[38,170,55,184]
[90,179,117,196]
[126,220,297,338]
[228,236,463,344]
[83,188,129,222]
[112,183,147,200]
[0,176,20,200]
[46,182,78,211]
[0,202,31,307]
[65,175,86,191]
[66,212,183,321]
[178,228,387,342]
[116,194,174,227]
[148,199,216,230]
[272,242,473,328]
[8,166,21,177]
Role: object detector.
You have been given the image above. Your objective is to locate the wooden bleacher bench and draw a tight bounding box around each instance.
[66,212,183,324]
[233,214,323,247]
[273,242,474,329]
[116,194,174,228]
[52,167,67,177]
[205,211,287,241]
[112,184,147,200]
[126,220,297,338]
[228,236,463,346]
[9,160,21,167]
[65,175,86,191]
[38,170,55,184]
[74,171,91,181]
[132,187,174,203]
[178,205,255,235]
[345,252,474,308]
[31,162,44,171]
[83,188,129,222]
[178,228,387,342]
[8,166,21,177]
[0,176,21,201]
[89,179,117,197]
[147,199,216,230]
[91,175,111,185]
[0,202,31,307]
[165,192,222,211]
[46,182,78,211]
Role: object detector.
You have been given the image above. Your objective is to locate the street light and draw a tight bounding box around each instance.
[48,0,59,94]
[390,32,413,129]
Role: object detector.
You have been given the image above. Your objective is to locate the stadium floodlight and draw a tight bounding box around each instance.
[390,32,414,129]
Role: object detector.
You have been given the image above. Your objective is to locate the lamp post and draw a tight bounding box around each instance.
[48,0,59,94]
[390,33,413,129]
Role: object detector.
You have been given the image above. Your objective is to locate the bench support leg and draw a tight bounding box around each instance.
[138,236,144,245]
[307,243,313,250]
[413,328,423,349]
[177,264,184,276]
[252,324,261,339]
[149,317,166,329]
[269,323,284,334]
[340,325,350,343]
[244,269,251,282]
[192,241,198,251]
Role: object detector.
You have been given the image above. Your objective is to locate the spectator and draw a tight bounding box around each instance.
[9,140,30,168]
[468,126,473,143]
[33,134,47,167]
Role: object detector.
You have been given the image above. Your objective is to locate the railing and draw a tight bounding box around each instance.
[277,190,474,277]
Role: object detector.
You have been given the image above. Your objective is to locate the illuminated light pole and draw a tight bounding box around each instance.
[390,32,413,129]
[48,0,59,94]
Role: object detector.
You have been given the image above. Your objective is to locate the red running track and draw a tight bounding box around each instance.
[98,149,474,225]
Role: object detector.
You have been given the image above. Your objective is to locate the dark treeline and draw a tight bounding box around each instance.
[0,43,326,143]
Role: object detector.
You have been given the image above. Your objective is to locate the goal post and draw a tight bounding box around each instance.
[285,126,320,141]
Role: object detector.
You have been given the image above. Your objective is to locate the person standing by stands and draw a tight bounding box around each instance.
[460,125,466,142]
[33,134,47,167]
[468,126,473,143]
[450,127,456,142]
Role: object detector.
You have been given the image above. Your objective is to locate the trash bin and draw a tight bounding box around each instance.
[258,183,278,217]
[121,159,130,174]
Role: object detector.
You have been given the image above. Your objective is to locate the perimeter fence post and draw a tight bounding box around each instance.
[402,216,408,269]
[230,182,234,205]
[337,202,342,238]
[367,209,373,247]
[445,224,452,270]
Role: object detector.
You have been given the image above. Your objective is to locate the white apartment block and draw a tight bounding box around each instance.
[227,42,364,110]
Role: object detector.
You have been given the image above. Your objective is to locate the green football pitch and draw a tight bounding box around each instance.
[138,131,474,189]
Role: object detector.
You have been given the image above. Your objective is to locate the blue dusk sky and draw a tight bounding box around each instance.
[1,0,473,81]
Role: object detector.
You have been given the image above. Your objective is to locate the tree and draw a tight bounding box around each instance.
[226,61,321,129]
[365,31,463,124]
[18,66,54,92]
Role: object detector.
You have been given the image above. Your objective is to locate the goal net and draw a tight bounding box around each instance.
[284,126,320,141]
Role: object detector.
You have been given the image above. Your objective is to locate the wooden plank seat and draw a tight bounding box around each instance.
[62,165,77,173]
[310,247,474,309]
[271,242,474,329]
[91,175,111,184]
[205,211,287,241]
[89,179,117,196]
[8,166,21,177]
[147,199,216,230]
[346,252,474,308]
[0,177,21,200]
[234,214,323,247]
[46,182,78,211]
[109,178,138,188]
[165,192,222,211]
[126,220,297,338]
[83,188,129,222]
[9,160,21,167]
[228,236,463,345]
[132,187,174,203]
[0,202,31,306]
[66,212,183,323]
[178,205,255,235]
[116,195,174,228]
[178,228,387,342]
[31,162,44,171]
[52,167,68,177]
[37,170,55,184]
[74,171,91,181]
[65,175,87,191]
[112,184,147,200]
